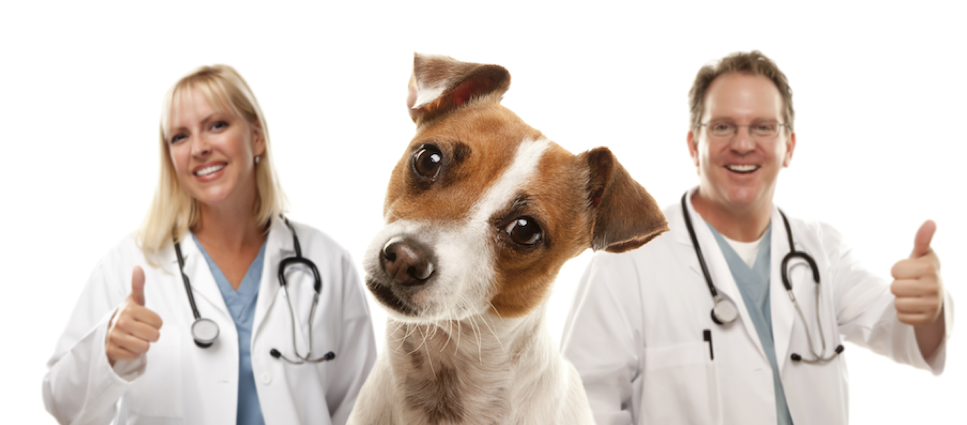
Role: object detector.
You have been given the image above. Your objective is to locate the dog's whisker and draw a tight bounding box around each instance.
[489,302,505,323]
[480,312,504,353]
[416,324,436,376]
[451,301,467,354]
[455,316,463,356]
[395,323,412,353]
[406,324,427,356]
[467,314,483,365]
[402,321,418,340]
[440,319,454,353]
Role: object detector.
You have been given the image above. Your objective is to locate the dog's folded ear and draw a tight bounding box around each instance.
[407,53,511,126]
[582,147,669,253]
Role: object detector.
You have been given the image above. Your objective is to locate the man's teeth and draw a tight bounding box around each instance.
[727,164,758,172]
[195,164,226,176]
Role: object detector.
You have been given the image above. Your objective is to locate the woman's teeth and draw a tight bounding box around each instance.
[195,164,226,176]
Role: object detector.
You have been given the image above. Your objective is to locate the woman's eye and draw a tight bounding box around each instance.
[504,216,543,246]
[210,121,227,131]
[412,145,443,179]
[170,134,186,144]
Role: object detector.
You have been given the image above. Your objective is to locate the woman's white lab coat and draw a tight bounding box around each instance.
[43,217,377,425]
[561,195,952,425]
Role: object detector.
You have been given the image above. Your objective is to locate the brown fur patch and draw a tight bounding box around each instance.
[383,103,543,225]
[489,145,593,317]
[404,365,465,425]
[583,147,669,252]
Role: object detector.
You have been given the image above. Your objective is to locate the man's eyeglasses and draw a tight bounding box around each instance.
[698,119,789,140]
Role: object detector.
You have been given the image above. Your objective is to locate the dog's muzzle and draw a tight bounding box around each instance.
[380,236,435,286]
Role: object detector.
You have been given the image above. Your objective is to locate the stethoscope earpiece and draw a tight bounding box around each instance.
[792,344,844,363]
[269,348,336,364]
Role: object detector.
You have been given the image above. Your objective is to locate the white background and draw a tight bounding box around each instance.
[2,0,965,423]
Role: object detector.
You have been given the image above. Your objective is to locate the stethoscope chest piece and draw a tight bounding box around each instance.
[711,297,738,325]
[175,240,218,349]
[191,317,219,348]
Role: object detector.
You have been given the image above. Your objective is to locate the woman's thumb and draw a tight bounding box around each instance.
[130,266,146,306]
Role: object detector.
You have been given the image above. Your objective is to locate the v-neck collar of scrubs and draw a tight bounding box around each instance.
[708,222,793,425]
[709,224,772,312]
[191,234,267,322]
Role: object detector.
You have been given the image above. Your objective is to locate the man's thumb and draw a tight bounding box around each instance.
[130,266,146,306]
[911,220,937,259]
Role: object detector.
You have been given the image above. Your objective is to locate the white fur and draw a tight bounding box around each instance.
[351,137,594,424]
[468,137,550,223]
[411,83,446,110]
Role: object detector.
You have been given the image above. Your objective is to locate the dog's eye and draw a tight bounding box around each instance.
[412,146,443,179]
[505,216,543,246]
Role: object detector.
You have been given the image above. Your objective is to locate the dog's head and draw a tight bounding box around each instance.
[363,54,668,322]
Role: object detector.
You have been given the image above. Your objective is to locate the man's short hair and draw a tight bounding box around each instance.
[688,50,794,134]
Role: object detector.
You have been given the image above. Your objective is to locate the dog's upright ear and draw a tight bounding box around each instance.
[581,147,669,253]
[407,53,511,126]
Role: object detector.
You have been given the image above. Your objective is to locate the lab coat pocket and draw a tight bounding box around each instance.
[128,327,183,418]
[640,342,719,425]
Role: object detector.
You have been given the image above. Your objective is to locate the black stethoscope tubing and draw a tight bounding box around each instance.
[174,216,335,364]
[681,192,844,363]
[174,241,219,348]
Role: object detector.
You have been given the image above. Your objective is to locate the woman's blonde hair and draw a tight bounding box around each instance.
[138,65,287,256]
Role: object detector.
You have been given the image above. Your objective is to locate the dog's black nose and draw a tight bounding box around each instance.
[381,239,434,286]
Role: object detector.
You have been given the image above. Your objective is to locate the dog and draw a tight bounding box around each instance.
[347,54,668,425]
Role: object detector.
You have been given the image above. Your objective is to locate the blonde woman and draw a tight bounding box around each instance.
[43,65,376,425]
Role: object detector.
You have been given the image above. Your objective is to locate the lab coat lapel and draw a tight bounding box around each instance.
[252,216,294,341]
[770,206,810,373]
[679,192,767,358]
[169,235,232,322]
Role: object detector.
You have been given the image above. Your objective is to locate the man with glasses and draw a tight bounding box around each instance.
[561,51,951,424]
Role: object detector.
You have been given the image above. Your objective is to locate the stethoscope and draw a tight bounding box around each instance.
[174,217,336,364]
[681,193,844,364]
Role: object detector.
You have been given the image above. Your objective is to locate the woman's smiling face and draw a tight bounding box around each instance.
[165,87,265,208]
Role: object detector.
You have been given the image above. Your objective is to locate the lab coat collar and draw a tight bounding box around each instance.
[252,215,297,340]
[769,206,812,373]
[677,188,766,359]
[162,231,231,324]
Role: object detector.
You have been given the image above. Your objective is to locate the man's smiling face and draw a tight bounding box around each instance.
[688,72,796,212]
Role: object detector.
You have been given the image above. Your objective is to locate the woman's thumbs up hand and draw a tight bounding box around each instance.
[106,266,164,366]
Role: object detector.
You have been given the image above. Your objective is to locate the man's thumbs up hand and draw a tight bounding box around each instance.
[106,266,164,366]
[891,221,944,327]
[910,220,938,260]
